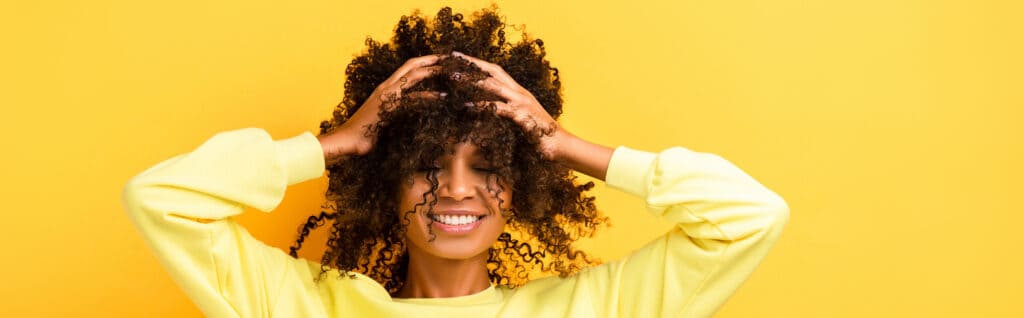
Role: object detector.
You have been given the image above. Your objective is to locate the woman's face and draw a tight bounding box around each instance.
[399,141,511,260]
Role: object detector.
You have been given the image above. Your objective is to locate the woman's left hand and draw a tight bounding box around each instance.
[451,51,573,162]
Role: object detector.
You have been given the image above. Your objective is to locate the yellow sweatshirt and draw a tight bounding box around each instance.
[122,128,789,318]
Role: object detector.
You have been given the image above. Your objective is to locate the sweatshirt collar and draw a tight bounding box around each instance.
[391,284,502,306]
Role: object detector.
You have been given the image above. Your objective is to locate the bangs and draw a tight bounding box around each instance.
[374,95,524,179]
[366,55,527,178]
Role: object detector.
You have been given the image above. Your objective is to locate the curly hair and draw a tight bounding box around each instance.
[288,6,605,295]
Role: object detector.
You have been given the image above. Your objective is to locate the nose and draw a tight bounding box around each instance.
[439,164,475,201]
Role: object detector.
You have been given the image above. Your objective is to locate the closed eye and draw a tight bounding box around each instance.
[417,166,441,172]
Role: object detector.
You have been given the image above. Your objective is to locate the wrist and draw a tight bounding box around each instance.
[551,129,586,166]
[318,130,366,161]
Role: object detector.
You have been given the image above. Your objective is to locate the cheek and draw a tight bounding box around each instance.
[397,175,430,210]
[486,184,514,221]
[493,181,514,208]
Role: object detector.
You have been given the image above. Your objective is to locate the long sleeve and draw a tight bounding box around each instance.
[122,128,326,318]
[581,146,789,317]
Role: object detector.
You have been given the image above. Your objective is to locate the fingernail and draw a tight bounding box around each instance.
[452,51,464,57]
[439,92,447,98]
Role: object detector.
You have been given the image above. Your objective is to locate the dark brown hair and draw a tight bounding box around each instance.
[288,6,605,295]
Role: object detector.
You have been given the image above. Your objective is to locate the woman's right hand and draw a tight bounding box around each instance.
[318,54,445,163]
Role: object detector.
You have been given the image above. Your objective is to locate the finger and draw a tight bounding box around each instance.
[392,54,445,80]
[484,100,558,137]
[451,51,518,87]
[473,100,519,121]
[376,65,442,104]
[397,65,443,88]
[472,77,518,102]
[404,90,447,101]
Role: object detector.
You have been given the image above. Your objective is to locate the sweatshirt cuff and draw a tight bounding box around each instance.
[274,131,326,185]
[605,146,657,198]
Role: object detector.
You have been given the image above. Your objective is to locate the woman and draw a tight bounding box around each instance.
[123,7,788,317]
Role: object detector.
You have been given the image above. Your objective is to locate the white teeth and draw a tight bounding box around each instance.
[431,214,482,226]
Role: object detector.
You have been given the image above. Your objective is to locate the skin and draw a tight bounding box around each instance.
[317,53,614,298]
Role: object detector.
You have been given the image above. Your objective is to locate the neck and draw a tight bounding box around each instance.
[395,247,492,299]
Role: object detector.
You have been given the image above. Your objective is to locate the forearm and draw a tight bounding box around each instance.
[552,130,614,181]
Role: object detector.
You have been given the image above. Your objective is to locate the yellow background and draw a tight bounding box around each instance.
[2,0,1021,317]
